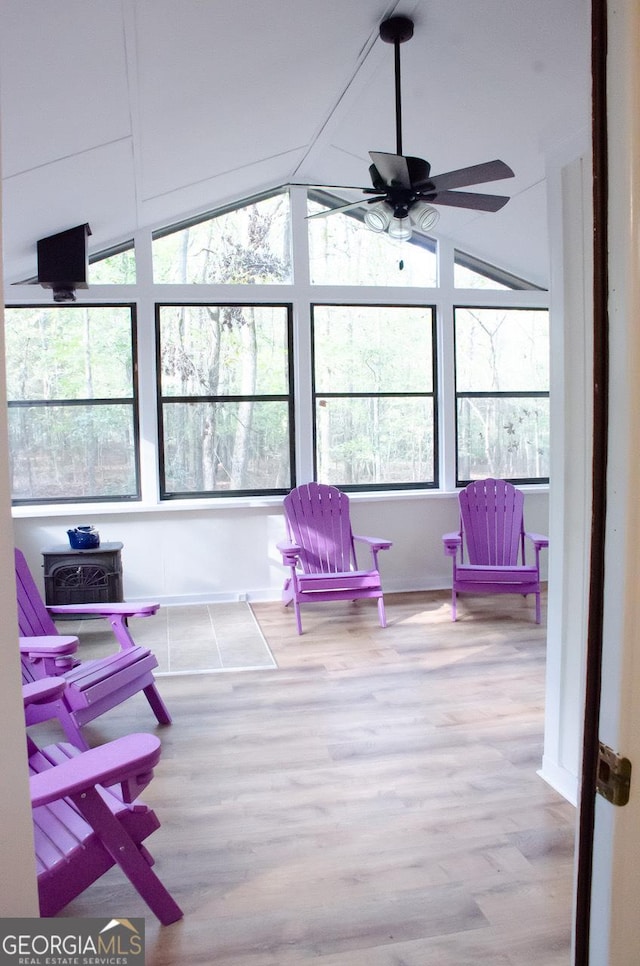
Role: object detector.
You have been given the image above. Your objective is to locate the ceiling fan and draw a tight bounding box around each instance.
[303,15,515,240]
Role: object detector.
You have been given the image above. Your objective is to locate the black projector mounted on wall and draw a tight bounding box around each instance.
[37,223,92,302]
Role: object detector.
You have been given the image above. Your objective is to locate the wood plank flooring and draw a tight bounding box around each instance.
[41,589,575,965]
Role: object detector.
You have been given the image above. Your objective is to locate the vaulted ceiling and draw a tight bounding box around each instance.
[0,0,590,288]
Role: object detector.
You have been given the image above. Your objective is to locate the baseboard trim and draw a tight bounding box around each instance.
[538,757,579,806]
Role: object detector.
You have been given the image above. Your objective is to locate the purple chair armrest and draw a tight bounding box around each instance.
[48,603,159,653]
[23,678,67,707]
[30,733,162,807]
[277,540,302,564]
[353,535,392,551]
[19,634,79,658]
[442,532,462,556]
[525,532,549,549]
[48,601,159,619]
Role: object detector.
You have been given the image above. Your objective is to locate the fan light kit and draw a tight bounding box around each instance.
[305,16,515,244]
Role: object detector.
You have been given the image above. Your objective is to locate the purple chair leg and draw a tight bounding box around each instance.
[293,600,303,635]
[71,785,183,925]
[143,683,172,724]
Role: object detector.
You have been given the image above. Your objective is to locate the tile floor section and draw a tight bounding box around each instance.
[54,602,277,674]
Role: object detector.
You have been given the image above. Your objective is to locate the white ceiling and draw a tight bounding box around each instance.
[0,0,590,287]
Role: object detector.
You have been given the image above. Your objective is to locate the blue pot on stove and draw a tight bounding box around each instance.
[67,525,100,549]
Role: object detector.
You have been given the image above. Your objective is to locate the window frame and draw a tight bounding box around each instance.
[155,301,296,500]
[310,302,439,492]
[6,301,141,506]
[4,188,551,509]
[453,303,550,487]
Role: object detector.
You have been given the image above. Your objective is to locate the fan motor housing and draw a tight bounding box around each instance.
[379,16,414,45]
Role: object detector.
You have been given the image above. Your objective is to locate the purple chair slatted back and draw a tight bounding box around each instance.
[15,548,58,637]
[283,482,355,574]
[459,478,524,566]
[21,658,38,687]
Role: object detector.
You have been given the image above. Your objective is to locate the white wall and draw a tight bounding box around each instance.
[542,144,593,806]
[12,488,549,604]
[0,129,40,914]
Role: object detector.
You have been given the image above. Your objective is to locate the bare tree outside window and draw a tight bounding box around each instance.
[152,193,291,284]
[158,303,292,496]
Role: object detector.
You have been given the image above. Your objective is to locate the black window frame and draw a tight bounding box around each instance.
[453,303,550,487]
[6,301,141,506]
[310,302,439,492]
[156,301,296,500]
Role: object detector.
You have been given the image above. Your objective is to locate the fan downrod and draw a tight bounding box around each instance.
[378,17,414,157]
[379,16,414,45]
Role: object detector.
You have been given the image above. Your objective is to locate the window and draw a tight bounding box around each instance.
[308,195,437,286]
[152,192,292,284]
[5,188,550,506]
[5,304,139,503]
[89,243,136,284]
[454,307,549,483]
[454,249,543,291]
[312,305,437,488]
[157,303,294,497]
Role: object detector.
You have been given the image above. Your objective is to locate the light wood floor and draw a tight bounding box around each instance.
[45,589,575,965]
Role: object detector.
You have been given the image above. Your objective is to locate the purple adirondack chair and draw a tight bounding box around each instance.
[442,478,549,623]
[277,482,392,634]
[16,547,171,749]
[24,677,182,923]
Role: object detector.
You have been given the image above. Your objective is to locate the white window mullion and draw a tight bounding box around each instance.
[437,238,458,490]
[132,228,160,504]
[289,186,314,483]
